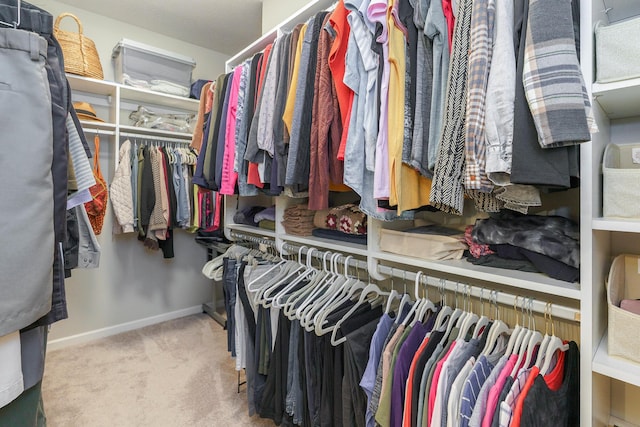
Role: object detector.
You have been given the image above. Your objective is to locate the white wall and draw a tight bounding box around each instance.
[25,0,227,344]
[30,0,229,82]
[261,0,311,33]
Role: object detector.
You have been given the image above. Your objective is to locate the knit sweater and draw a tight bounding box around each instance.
[110,140,134,233]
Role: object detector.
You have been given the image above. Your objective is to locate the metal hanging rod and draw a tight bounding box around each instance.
[275,242,580,323]
[229,230,276,247]
[81,128,115,136]
[119,132,192,144]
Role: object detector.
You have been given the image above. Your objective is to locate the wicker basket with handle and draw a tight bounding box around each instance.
[54,13,104,80]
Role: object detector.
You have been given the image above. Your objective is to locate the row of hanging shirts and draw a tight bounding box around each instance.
[218,242,579,427]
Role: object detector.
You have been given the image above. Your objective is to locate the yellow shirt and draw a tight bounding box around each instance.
[282,24,308,134]
[387,0,431,214]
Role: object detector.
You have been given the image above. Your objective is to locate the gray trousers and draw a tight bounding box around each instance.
[0,27,54,337]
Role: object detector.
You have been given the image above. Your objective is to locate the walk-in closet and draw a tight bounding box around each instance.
[1,0,640,425]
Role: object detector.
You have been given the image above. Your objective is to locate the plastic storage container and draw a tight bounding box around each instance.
[112,39,196,88]
[603,143,640,218]
[607,254,640,365]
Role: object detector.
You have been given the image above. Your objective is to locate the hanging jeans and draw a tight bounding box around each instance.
[0,1,70,329]
[222,258,238,357]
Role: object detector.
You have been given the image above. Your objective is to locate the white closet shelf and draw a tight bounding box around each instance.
[593,333,640,388]
[369,250,581,300]
[593,77,640,119]
[227,223,277,239]
[118,125,193,141]
[593,218,640,233]
[280,234,369,257]
[66,73,198,111]
[226,0,337,69]
[119,85,199,111]
[67,74,118,96]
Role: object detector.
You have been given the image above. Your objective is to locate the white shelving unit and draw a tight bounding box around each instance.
[593,333,640,389]
[220,0,640,424]
[587,1,640,425]
[67,74,198,170]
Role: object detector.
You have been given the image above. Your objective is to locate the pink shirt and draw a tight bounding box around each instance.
[482,354,518,427]
[367,0,391,200]
[442,0,455,52]
[219,65,243,195]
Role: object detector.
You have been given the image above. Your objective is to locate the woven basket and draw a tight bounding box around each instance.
[54,13,104,80]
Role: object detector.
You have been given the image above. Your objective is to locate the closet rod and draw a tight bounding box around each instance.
[81,128,115,136]
[229,231,276,247]
[279,242,580,323]
[119,132,192,144]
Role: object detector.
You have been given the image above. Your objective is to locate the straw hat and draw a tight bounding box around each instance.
[73,102,104,122]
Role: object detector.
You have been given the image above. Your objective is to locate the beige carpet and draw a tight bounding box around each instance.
[42,314,274,427]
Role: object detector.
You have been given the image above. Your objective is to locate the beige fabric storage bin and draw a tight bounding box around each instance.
[379,224,467,261]
[607,254,640,364]
[596,16,640,83]
[603,143,640,218]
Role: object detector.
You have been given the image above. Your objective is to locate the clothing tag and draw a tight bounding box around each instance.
[632,147,640,164]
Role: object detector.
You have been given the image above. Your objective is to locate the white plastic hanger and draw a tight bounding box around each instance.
[433,279,453,330]
[481,291,512,356]
[329,283,387,345]
[504,296,526,356]
[246,245,302,293]
[521,299,543,372]
[294,251,335,321]
[280,248,324,317]
[538,303,570,375]
[472,288,490,339]
[410,272,435,326]
[457,286,479,340]
[534,303,552,368]
[303,253,347,330]
[313,257,366,334]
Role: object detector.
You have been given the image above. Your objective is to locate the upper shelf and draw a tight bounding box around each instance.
[67,74,199,112]
[370,250,582,300]
[226,0,336,70]
[592,77,640,119]
[593,218,640,233]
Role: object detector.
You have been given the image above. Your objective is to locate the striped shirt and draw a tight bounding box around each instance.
[460,355,494,427]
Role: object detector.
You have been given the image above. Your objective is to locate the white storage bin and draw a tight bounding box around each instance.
[112,39,196,88]
[603,143,640,218]
[595,16,640,83]
[607,254,640,365]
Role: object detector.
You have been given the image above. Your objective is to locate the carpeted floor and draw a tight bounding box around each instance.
[42,314,274,427]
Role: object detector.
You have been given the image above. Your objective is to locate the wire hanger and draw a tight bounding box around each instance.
[0,0,20,29]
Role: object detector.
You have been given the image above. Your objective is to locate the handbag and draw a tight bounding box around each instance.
[84,134,108,235]
[54,13,104,80]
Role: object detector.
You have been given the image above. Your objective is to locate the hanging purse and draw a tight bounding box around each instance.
[84,134,108,235]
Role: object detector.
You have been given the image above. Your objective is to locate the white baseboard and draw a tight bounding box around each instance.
[47,306,203,352]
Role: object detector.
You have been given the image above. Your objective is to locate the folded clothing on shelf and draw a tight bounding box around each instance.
[282,204,316,236]
[313,203,367,235]
[379,223,467,261]
[233,206,266,227]
[311,228,367,246]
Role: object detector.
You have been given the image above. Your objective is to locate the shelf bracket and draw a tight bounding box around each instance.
[367,256,388,282]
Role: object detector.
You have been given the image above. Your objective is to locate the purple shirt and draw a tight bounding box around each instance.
[360,313,394,427]
[389,321,431,427]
